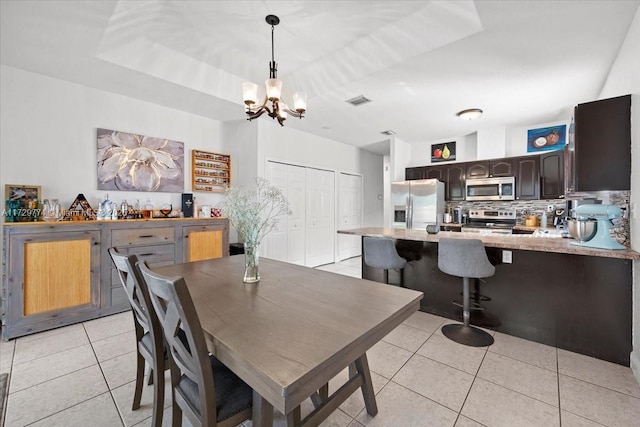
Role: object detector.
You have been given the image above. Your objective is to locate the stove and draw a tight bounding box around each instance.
[462,209,516,234]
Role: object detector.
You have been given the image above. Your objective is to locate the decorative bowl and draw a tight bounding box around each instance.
[567,218,597,242]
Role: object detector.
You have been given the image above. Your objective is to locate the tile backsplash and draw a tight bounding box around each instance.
[447,190,630,246]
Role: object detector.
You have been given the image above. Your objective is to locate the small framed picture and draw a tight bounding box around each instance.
[4,184,42,222]
[527,125,566,152]
[431,142,456,162]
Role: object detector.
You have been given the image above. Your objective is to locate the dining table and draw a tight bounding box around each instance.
[154,255,423,426]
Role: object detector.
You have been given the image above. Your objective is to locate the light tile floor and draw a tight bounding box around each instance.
[2,256,640,426]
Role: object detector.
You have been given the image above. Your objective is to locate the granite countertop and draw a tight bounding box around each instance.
[338,227,640,260]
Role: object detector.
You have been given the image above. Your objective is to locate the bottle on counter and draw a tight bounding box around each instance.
[143,199,153,218]
[541,211,547,228]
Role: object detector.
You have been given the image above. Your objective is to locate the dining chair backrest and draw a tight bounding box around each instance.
[137,260,220,425]
[108,248,155,334]
[108,247,166,425]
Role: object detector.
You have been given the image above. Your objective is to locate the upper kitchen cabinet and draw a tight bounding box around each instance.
[466,159,515,179]
[424,166,444,181]
[540,150,564,199]
[445,164,466,201]
[466,161,489,179]
[490,159,516,177]
[572,94,631,191]
[515,155,540,200]
[405,166,426,180]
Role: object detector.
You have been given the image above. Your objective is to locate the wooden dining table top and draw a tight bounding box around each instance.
[154,255,423,416]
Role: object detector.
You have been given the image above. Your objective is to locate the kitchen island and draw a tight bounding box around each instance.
[338,227,639,365]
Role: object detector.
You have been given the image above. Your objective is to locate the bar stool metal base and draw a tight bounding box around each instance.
[441,323,494,347]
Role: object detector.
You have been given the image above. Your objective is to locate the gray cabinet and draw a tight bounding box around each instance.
[2,218,229,340]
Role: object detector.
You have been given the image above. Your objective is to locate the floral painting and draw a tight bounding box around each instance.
[97,128,184,192]
[527,125,566,153]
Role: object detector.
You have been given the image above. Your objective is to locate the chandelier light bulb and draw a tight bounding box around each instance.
[242,82,259,105]
[265,78,282,101]
[293,92,307,112]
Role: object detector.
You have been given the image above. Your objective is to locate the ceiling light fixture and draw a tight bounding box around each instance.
[456,108,483,120]
[242,15,307,126]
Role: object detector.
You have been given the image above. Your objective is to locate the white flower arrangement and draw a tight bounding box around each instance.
[221,176,290,249]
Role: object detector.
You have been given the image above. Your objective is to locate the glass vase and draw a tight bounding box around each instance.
[243,241,260,283]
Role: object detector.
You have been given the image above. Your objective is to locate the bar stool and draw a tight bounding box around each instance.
[438,238,495,347]
[363,236,407,286]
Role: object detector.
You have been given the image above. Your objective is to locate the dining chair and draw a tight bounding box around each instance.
[137,260,253,427]
[108,248,166,427]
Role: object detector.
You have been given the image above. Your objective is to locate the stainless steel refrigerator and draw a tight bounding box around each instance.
[391,179,445,229]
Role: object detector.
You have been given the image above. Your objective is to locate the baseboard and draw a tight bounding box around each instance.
[631,350,640,385]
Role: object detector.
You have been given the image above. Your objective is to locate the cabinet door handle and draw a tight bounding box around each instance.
[139,235,155,238]
[139,253,155,257]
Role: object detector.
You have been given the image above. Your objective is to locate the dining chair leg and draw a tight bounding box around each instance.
[151,356,165,427]
[171,399,182,427]
[355,353,378,416]
[132,352,145,410]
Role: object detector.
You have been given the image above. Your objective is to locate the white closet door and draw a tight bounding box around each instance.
[286,165,306,265]
[265,162,289,261]
[305,168,335,267]
[338,173,363,260]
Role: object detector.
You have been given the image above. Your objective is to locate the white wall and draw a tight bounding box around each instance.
[224,118,385,228]
[597,6,640,381]
[390,137,411,181]
[0,65,226,215]
[477,127,506,160]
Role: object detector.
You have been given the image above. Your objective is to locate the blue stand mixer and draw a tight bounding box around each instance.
[570,204,625,250]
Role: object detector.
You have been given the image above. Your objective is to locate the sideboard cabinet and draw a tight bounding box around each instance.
[2,217,229,340]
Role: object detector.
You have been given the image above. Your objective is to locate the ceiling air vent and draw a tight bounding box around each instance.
[345,95,372,107]
[380,130,397,136]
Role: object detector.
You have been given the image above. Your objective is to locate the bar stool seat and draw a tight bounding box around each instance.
[363,236,407,286]
[438,238,495,347]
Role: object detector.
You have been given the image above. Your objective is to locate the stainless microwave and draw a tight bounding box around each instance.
[465,176,515,201]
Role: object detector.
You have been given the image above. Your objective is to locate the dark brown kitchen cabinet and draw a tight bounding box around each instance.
[405,166,426,180]
[573,94,631,191]
[540,150,564,199]
[466,161,489,178]
[490,159,516,177]
[445,164,466,201]
[515,155,539,200]
[425,166,444,181]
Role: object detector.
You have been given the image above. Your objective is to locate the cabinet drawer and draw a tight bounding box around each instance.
[111,243,175,263]
[111,227,175,246]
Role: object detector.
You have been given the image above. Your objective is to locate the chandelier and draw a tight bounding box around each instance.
[242,15,307,126]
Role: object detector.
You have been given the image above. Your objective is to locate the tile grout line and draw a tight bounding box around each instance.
[84,321,127,427]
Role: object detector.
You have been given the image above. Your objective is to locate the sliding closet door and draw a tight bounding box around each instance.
[305,168,335,267]
[286,165,306,265]
[338,172,363,261]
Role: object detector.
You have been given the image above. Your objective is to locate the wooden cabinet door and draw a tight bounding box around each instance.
[183,223,229,262]
[405,167,425,180]
[466,161,489,179]
[515,156,540,200]
[540,151,564,199]
[574,94,631,191]
[445,164,466,201]
[5,230,101,338]
[489,159,516,177]
[425,166,444,181]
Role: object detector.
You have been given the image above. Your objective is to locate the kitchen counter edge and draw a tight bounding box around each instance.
[338,227,639,260]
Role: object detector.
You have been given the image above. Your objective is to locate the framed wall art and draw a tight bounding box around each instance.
[97,128,185,192]
[4,184,41,222]
[431,142,456,162]
[527,124,566,153]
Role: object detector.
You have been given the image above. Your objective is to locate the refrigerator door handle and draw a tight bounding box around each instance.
[407,196,413,229]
